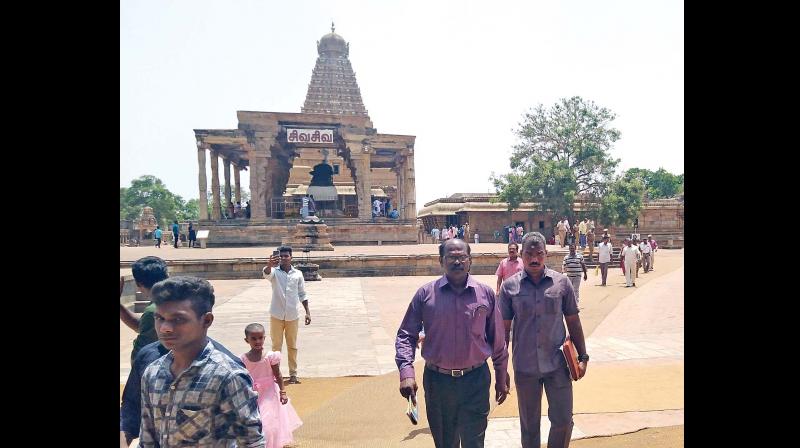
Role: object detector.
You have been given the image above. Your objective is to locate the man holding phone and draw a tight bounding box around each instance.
[263,246,311,384]
[395,239,509,448]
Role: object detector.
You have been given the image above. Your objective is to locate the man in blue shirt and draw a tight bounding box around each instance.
[119,339,245,446]
[171,220,180,248]
[153,226,162,248]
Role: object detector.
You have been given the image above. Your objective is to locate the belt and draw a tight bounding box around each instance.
[425,362,485,378]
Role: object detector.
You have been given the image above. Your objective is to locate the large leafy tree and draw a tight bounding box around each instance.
[493,96,642,225]
[120,175,187,226]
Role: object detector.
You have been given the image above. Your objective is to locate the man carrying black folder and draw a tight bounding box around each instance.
[395,238,510,448]
[499,232,589,448]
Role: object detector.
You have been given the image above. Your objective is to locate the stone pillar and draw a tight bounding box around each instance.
[404,152,417,220]
[234,166,241,205]
[396,160,405,219]
[223,158,232,210]
[197,145,209,220]
[249,133,276,220]
[210,150,221,221]
[353,153,372,219]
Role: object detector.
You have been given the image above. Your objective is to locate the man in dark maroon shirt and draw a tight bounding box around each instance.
[395,238,510,448]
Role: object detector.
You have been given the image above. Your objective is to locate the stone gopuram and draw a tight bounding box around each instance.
[193,25,417,246]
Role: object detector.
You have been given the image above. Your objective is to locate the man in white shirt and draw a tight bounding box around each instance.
[597,234,613,286]
[263,245,312,384]
[556,218,567,248]
[621,239,640,287]
[638,239,652,273]
[373,198,382,217]
[431,227,440,243]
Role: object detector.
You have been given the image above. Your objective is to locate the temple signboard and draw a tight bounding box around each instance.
[287,128,333,143]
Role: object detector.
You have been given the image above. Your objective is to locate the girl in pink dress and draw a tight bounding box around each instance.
[242,323,303,448]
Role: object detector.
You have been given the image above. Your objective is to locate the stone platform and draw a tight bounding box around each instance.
[195,218,418,246]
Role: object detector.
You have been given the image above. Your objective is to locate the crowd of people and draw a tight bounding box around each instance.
[121,228,658,447]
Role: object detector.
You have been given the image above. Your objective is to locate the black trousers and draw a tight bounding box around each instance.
[423,362,490,448]
[173,233,179,248]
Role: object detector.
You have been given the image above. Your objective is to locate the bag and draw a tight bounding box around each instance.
[594,265,599,276]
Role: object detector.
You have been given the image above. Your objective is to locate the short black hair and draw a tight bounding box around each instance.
[277,245,293,255]
[520,232,547,251]
[151,276,215,318]
[131,256,169,288]
[439,239,471,257]
[244,323,265,336]
[508,243,519,250]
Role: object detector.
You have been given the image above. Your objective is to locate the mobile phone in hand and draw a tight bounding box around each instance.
[406,395,419,425]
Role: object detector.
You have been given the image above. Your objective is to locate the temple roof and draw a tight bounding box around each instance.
[302,23,369,117]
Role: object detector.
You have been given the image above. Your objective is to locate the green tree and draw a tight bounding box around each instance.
[622,167,683,199]
[120,175,186,225]
[597,175,646,227]
[180,199,199,221]
[492,96,641,225]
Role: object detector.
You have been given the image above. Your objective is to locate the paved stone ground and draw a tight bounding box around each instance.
[121,248,683,446]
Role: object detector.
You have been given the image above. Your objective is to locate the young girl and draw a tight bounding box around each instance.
[242,323,302,448]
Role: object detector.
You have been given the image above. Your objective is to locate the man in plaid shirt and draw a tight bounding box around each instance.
[140,276,265,447]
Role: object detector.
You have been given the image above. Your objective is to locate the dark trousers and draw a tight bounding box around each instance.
[599,262,608,285]
[514,362,574,448]
[173,233,179,248]
[155,238,161,248]
[423,363,490,448]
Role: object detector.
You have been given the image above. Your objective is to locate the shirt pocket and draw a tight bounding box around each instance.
[544,291,561,314]
[175,405,213,441]
[468,304,489,337]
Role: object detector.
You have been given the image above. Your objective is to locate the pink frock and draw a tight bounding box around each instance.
[241,351,303,448]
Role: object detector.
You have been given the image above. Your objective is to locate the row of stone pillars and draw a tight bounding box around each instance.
[196,145,243,221]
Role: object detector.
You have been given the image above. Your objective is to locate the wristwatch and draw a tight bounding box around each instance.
[577,354,590,362]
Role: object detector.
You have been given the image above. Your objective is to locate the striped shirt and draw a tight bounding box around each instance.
[562,253,585,278]
[140,340,264,447]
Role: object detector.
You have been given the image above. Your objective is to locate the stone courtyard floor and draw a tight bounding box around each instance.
[120,246,683,447]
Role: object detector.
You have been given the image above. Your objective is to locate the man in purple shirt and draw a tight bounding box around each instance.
[499,232,589,448]
[395,238,510,448]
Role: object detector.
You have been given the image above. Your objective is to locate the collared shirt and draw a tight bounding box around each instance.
[263,265,307,321]
[395,274,509,385]
[556,221,565,231]
[140,341,264,448]
[597,242,613,263]
[622,245,640,263]
[639,242,652,254]
[649,239,658,250]
[120,339,245,440]
[562,253,585,278]
[131,303,158,361]
[578,221,587,235]
[496,257,524,281]
[432,228,440,238]
[499,267,579,375]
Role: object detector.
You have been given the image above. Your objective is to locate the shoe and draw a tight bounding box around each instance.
[633,283,636,287]
[288,376,301,384]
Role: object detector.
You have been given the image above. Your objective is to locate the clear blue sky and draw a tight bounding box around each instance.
[121,0,683,206]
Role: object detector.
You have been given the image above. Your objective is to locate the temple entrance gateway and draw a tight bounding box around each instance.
[192,25,417,246]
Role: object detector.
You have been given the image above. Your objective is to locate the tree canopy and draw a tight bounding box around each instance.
[623,167,683,199]
[493,96,641,225]
[120,175,199,225]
